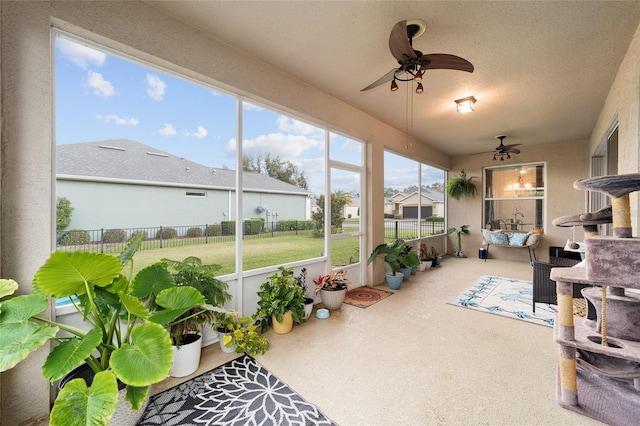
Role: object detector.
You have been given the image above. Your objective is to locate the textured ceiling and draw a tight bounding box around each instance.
[147,1,640,157]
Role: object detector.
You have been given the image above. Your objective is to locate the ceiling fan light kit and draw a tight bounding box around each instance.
[361,20,474,93]
[492,135,521,161]
[455,96,476,114]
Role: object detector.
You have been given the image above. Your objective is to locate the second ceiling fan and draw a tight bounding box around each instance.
[361,20,474,93]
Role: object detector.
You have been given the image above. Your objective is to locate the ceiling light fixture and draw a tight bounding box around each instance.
[455,96,476,114]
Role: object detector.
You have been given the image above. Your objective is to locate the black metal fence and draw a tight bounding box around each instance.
[56,220,316,254]
[383,219,445,241]
[56,219,444,253]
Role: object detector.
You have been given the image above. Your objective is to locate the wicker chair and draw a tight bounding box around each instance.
[532,254,589,313]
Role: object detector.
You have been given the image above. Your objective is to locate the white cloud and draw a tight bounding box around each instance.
[96,114,139,126]
[228,133,323,158]
[276,116,323,137]
[184,126,208,139]
[85,72,114,97]
[57,38,106,69]
[159,123,177,136]
[243,102,264,111]
[146,74,166,100]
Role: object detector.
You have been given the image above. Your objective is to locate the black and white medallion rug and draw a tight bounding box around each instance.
[137,355,338,426]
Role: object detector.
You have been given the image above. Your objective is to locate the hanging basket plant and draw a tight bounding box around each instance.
[446,169,477,200]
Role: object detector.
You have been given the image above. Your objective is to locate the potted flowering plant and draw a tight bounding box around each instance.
[418,243,432,271]
[313,269,351,310]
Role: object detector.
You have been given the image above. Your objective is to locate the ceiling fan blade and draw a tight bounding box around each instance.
[360,68,398,92]
[420,54,474,73]
[502,144,522,150]
[389,20,417,61]
[508,148,521,154]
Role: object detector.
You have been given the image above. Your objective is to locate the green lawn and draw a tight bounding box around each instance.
[125,230,359,276]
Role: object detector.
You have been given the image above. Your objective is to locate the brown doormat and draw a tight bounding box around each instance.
[343,286,393,309]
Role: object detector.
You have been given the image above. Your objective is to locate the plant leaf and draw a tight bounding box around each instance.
[124,385,149,411]
[0,321,58,372]
[129,264,174,299]
[148,286,205,324]
[119,291,150,320]
[0,279,18,299]
[34,252,122,298]
[50,370,118,426]
[109,321,172,387]
[42,328,103,382]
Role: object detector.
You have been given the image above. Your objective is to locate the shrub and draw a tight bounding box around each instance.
[207,224,222,236]
[394,214,403,219]
[56,197,73,234]
[103,229,127,243]
[221,221,235,235]
[425,216,444,223]
[186,227,204,238]
[155,227,178,239]
[244,218,264,235]
[58,230,90,246]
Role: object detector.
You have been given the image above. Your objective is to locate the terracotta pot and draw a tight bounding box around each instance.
[272,310,294,334]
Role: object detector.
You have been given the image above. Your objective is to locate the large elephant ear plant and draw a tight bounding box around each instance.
[0,233,214,426]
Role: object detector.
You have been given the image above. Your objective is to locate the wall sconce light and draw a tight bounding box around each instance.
[455,96,476,114]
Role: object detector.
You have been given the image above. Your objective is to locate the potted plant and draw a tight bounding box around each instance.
[161,256,232,376]
[296,267,315,319]
[398,244,420,280]
[448,225,471,258]
[0,234,213,425]
[313,269,351,310]
[368,239,411,290]
[430,246,443,267]
[418,242,432,271]
[446,169,477,200]
[215,311,269,356]
[253,266,306,334]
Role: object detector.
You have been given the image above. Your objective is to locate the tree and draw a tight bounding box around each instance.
[242,154,309,190]
[428,182,444,191]
[312,191,353,232]
[56,197,73,234]
[384,187,399,197]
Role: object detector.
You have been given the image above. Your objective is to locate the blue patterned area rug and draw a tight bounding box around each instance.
[138,355,337,425]
[449,275,557,327]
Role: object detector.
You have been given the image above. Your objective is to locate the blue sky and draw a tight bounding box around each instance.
[55,34,443,195]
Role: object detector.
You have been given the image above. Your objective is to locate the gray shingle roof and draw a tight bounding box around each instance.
[57,139,311,195]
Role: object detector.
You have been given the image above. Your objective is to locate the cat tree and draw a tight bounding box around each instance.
[551,173,640,425]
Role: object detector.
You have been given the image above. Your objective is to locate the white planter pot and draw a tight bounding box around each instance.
[216,329,237,353]
[304,299,314,319]
[170,334,202,377]
[320,287,346,310]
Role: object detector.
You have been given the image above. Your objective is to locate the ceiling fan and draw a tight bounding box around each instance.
[493,135,521,161]
[360,20,474,93]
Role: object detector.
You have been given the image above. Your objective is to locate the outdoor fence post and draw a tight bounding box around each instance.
[205,224,208,244]
[100,228,104,253]
[395,220,399,240]
[159,226,163,248]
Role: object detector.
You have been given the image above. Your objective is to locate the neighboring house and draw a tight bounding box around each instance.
[56,140,312,233]
[344,196,360,218]
[384,188,444,218]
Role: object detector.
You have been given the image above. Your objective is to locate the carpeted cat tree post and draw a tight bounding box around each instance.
[551,173,640,426]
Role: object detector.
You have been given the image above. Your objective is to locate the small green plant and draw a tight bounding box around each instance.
[103,228,127,243]
[398,244,420,268]
[448,225,471,257]
[58,229,90,246]
[446,169,477,200]
[161,256,232,346]
[253,266,306,333]
[217,311,269,356]
[156,227,178,239]
[368,239,416,274]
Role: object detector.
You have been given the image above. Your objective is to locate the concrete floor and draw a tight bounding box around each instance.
[152,257,603,425]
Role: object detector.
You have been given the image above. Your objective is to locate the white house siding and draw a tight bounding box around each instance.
[242,191,309,222]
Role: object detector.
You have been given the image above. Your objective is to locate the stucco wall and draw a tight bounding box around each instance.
[447,139,590,262]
